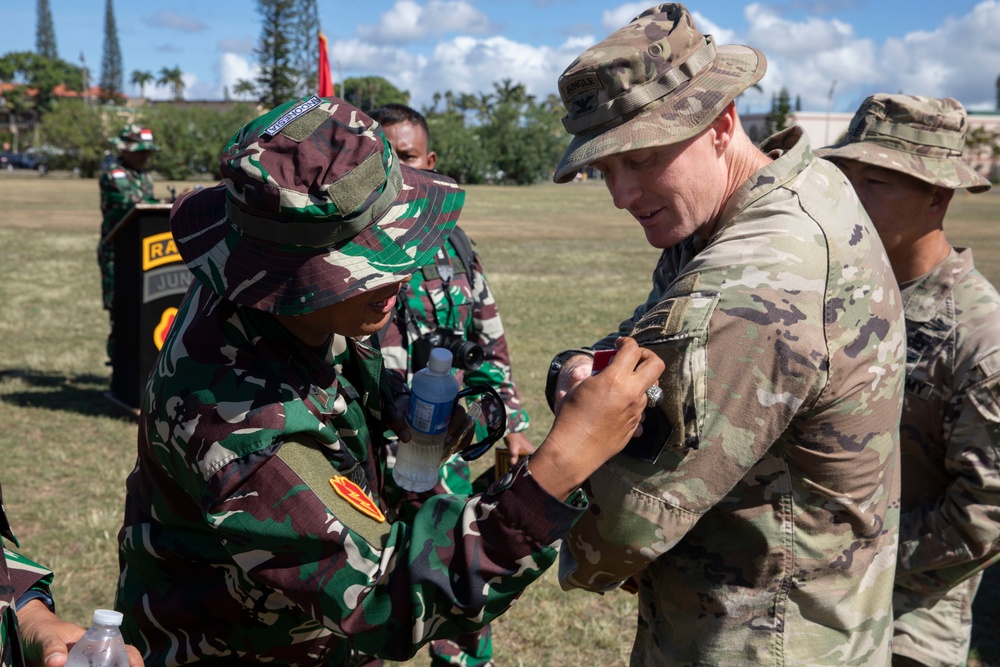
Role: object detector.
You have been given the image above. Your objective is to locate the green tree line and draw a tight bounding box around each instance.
[2,48,570,184]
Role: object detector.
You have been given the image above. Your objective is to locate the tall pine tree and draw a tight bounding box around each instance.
[254,0,299,109]
[291,0,320,96]
[99,0,123,103]
[36,0,57,59]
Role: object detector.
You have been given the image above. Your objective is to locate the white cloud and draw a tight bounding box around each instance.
[218,37,254,55]
[217,53,259,98]
[690,11,738,46]
[146,10,206,33]
[601,3,647,34]
[878,0,1000,109]
[743,3,853,53]
[356,0,497,45]
[337,33,590,111]
[719,0,1000,113]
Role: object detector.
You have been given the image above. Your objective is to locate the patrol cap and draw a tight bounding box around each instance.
[170,95,465,316]
[109,124,159,152]
[553,3,766,183]
[817,94,991,193]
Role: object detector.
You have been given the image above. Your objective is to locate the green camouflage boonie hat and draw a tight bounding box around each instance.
[553,3,766,183]
[170,95,465,316]
[109,124,159,152]
[817,94,991,193]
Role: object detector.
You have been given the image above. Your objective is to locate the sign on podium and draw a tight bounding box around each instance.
[102,203,192,415]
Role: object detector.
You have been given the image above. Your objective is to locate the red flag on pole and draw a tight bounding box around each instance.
[318,31,334,97]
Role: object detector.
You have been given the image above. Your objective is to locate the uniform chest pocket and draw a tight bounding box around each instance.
[967,350,1000,425]
[629,292,720,458]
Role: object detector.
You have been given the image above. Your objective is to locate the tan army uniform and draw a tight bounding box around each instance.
[559,128,906,665]
[817,93,997,667]
[892,247,1000,666]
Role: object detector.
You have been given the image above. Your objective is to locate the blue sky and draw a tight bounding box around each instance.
[3,1,998,114]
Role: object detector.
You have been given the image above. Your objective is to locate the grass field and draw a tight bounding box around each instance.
[1,170,999,666]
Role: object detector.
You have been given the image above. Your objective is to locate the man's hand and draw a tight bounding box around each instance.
[18,599,145,667]
[503,431,536,464]
[554,354,595,414]
[384,392,412,443]
[530,338,664,500]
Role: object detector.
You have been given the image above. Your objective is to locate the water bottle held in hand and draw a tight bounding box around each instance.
[394,347,459,492]
[66,609,129,667]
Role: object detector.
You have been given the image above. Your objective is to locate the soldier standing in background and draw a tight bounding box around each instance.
[97,125,160,361]
[547,4,905,664]
[818,94,1000,667]
[369,103,533,667]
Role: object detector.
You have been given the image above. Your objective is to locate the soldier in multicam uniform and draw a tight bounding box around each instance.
[113,95,663,666]
[817,94,999,667]
[546,4,906,665]
[0,481,144,666]
[369,103,533,667]
[97,125,160,360]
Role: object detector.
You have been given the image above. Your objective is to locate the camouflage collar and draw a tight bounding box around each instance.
[901,247,973,324]
[716,126,811,235]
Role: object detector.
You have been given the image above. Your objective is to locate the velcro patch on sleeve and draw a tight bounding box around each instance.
[276,435,391,548]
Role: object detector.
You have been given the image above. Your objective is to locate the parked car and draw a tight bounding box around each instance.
[0,151,47,174]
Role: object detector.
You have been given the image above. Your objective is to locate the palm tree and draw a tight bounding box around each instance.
[130,70,153,98]
[233,78,256,101]
[156,66,184,101]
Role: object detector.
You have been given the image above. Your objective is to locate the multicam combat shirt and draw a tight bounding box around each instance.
[115,283,584,666]
[0,485,54,667]
[892,247,1000,667]
[559,127,906,666]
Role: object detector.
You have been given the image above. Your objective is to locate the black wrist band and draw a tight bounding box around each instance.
[16,588,55,613]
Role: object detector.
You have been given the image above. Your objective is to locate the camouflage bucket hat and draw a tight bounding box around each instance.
[109,124,159,152]
[553,3,766,183]
[170,95,465,316]
[817,94,991,193]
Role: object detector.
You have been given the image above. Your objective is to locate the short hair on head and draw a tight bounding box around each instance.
[369,103,430,137]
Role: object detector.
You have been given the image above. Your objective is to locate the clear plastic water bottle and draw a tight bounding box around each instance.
[394,347,460,492]
[65,609,129,667]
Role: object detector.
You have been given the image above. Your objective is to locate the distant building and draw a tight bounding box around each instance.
[741,110,855,148]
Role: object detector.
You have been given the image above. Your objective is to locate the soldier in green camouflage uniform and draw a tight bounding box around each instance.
[818,95,998,667]
[546,5,906,665]
[370,104,532,667]
[1,481,143,666]
[98,125,160,359]
[114,95,663,666]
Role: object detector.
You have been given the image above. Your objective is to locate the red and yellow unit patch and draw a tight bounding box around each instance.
[329,476,385,523]
[153,307,177,350]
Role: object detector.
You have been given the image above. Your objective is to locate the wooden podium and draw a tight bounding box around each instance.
[102,204,192,415]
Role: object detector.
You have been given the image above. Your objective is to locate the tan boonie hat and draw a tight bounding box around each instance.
[817,94,991,193]
[553,3,766,183]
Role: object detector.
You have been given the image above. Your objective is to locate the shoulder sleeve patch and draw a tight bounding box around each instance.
[276,435,391,549]
[629,290,720,455]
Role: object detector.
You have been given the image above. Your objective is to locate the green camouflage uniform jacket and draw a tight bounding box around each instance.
[558,127,905,666]
[892,247,1000,667]
[379,230,528,666]
[115,282,585,666]
[97,153,157,310]
[381,227,530,496]
[1,484,55,667]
